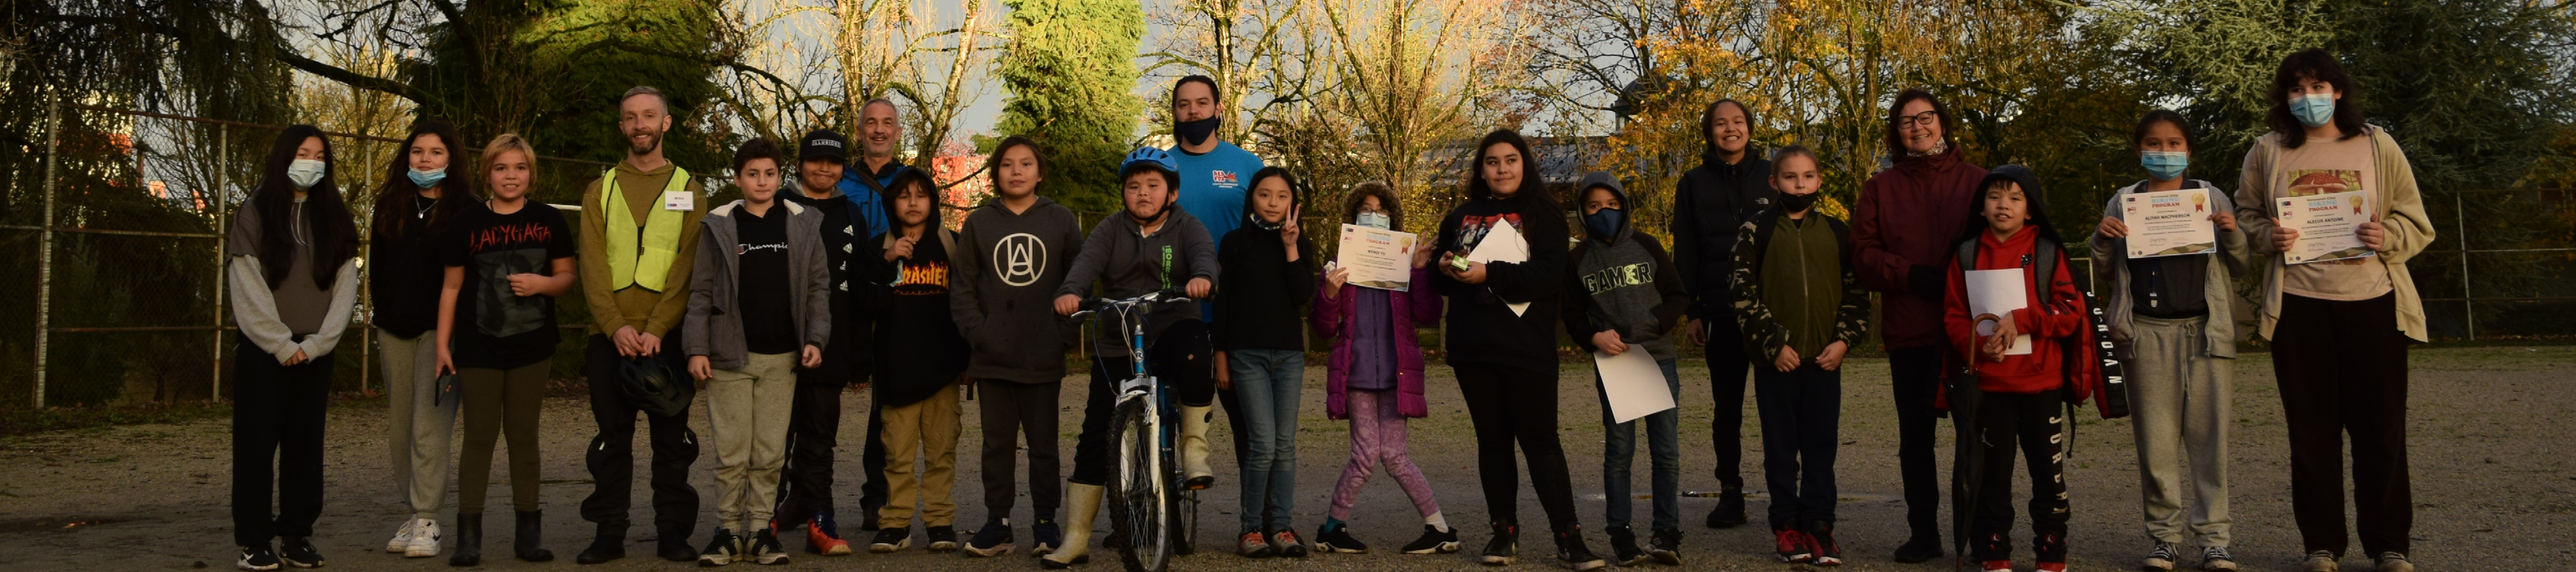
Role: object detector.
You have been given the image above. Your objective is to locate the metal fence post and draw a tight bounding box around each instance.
[34,96,60,408]
[2457,192,2472,341]
[213,124,228,399]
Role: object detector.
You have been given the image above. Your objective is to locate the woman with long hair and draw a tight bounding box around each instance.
[371,120,478,560]
[227,125,361,571]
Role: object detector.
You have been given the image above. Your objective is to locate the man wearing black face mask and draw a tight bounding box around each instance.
[1166,74,1272,527]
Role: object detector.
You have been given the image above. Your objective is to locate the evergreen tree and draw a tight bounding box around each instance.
[992,0,1144,216]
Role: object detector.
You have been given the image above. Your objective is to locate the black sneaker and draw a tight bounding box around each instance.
[964,519,1014,557]
[2033,532,2066,571]
[1480,523,1517,566]
[238,545,282,571]
[927,525,959,552]
[748,529,790,565]
[870,527,910,553]
[1605,525,1645,567]
[1805,520,1842,567]
[2142,543,2179,572]
[699,529,740,567]
[1402,524,1460,554]
[278,536,324,568]
[1893,534,1945,563]
[1972,532,2012,568]
[1705,487,1748,529]
[1315,524,1368,554]
[1646,528,1682,565]
[1552,527,1607,571]
[1031,518,1062,556]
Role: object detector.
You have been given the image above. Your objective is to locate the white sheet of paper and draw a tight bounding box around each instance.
[2120,189,2219,259]
[2275,190,2374,264]
[1963,268,2033,355]
[1336,224,1418,291]
[1465,220,1532,316]
[1594,349,1676,424]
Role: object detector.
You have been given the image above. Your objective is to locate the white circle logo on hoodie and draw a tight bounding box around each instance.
[997,232,1046,286]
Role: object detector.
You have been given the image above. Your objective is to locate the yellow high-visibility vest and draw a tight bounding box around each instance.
[602,168,692,292]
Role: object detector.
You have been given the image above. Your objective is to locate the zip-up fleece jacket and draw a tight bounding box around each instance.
[1728,207,1871,363]
[1561,172,1691,361]
[1057,205,1219,357]
[951,196,1087,383]
[684,199,833,371]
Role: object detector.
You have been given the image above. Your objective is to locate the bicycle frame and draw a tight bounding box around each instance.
[1074,290,1200,571]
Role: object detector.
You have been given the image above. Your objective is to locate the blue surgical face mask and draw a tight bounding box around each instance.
[1356,211,1391,230]
[407,166,447,188]
[2292,92,2337,128]
[2140,151,2189,181]
[286,159,326,190]
[1583,207,1625,240]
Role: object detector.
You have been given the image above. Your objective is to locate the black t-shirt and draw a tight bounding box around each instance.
[736,205,800,354]
[440,201,576,369]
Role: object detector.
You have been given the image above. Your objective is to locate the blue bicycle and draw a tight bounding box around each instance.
[1070,290,1202,572]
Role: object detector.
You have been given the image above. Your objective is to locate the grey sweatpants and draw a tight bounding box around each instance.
[377,329,455,519]
[2123,314,2233,547]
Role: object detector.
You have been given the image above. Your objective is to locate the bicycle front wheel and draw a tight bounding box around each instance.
[1105,397,1170,572]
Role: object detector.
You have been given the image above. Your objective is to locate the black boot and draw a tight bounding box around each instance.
[448,513,483,567]
[1552,526,1607,571]
[1706,486,1748,529]
[515,510,556,562]
[576,523,626,564]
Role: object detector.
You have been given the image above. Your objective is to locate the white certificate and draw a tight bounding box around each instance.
[1964,268,2032,356]
[1594,349,1676,424]
[2120,189,2218,259]
[1465,220,1531,316]
[1335,224,1419,291]
[2274,190,2374,264]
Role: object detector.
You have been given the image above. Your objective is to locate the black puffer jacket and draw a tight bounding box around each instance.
[1671,148,1776,323]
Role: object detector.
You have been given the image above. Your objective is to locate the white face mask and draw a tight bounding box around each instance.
[1356,211,1391,230]
[286,159,326,190]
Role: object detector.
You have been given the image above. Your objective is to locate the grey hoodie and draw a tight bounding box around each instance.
[1562,171,1693,361]
[951,196,1089,382]
[2090,178,2250,359]
[684,198,833,370]
[1057,203,1219,357]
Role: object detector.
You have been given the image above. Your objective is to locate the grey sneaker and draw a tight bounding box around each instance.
[2200,546,2237,571]
[2301,550,2339,572]
[2372,552,2413,572]
[2143,543,2178,571]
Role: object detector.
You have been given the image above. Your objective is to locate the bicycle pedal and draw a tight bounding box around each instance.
[1184,477,1214,490]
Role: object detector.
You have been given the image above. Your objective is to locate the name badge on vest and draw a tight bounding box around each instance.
[662,190,694,211]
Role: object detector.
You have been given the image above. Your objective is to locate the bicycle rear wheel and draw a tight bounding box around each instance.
[1105,398,1170,572]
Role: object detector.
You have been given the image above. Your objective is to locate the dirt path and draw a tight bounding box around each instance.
[2,346,2571,571]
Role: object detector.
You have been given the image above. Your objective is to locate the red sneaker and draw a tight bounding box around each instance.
[806,519,852,556]
[1771,527,1811,563]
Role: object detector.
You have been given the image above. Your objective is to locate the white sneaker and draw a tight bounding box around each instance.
[386,518,419,553]
[405,519,442,558]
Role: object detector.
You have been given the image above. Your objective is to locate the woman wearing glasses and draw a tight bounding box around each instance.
[1848,88,1989,563]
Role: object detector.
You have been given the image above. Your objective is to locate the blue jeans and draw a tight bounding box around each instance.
[1228,348,1304,532]
[1597,358,1683,531]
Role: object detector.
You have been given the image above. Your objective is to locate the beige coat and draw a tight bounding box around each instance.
[2233,125,2437,343]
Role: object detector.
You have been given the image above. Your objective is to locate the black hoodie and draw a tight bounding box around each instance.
[1671,146,1776,323]
[782,179,865,384]
[1212,187,1318,351]
[861,167,970,407]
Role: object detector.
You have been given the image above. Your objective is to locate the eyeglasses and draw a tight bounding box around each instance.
[1897,110,1941,128]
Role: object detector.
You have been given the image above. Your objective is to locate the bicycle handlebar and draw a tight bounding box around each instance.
[1067,289,1193,319]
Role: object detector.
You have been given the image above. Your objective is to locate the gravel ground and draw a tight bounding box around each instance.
[1,346,2571,571]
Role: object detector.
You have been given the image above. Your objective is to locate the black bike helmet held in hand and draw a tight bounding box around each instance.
[618,356,694,417]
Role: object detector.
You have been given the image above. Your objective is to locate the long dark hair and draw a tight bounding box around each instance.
[1465,129,1557,212]
[252,125,361,290]
[2266,48,2368,148]
[1883,88,1958,160]
[372,120,476,240]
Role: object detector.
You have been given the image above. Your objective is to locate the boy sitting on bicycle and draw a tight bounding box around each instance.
[1043,148,1221,569]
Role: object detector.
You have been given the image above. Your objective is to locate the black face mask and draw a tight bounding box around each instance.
[1175,116,1220,147]
[1778,191,1819,214]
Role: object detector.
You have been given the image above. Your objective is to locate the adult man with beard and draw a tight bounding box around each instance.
[574,86,709,564]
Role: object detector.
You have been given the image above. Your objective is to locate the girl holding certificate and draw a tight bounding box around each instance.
[2230,49,2435,572]
[1311,181,1456,556]
[2090,111,2250,572]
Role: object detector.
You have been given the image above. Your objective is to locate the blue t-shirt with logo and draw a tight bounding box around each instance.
[1171,141,1263,319]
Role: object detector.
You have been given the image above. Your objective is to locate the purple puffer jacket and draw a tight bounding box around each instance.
[1313,265,1443,420]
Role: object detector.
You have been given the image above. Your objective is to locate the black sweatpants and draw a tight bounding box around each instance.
[774,381,842,527]
[979,379,1065,518]
[1888,345,1947,540]
[1967,389,2069,558]
[1705,323,1752,490]
[1754,363,1840,528]
[1454,361,1581,531]
[859,396,887,525]
[2273,293,2412,557]
[579,332,702,540]
[1070,320,1213,486]
[231,334,332,547]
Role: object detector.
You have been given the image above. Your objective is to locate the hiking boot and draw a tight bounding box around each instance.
[1645,527,1681,565]
[2372,552,2413,572]
[1893,534,1945,563]
[279,536,324,569]
[804,511,850,556]
[2301,550,2339,572]
[238,545,282,571]
[1238,531,1276,558]
[926,525,958,551]
[2034,532,2066,572]
[1272,530,1309,558]
[2143,543,2179,571]
[1552,526,1607,571]
[747,528,789,565]
[1401,524,1460,555]
[2200,546,2239,571]
[964,519,1014,557]
[1771,525,1811,563]
[1480,522,1518,566]
[1605,525,1645,567]
[698,528,739,567]
[870,527,910,553]
[1314,523,1368,553]
[1032,518,1063,556]
[1705,487,1748,529]
[576,523,626,564]
[1805,520,1842,567]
